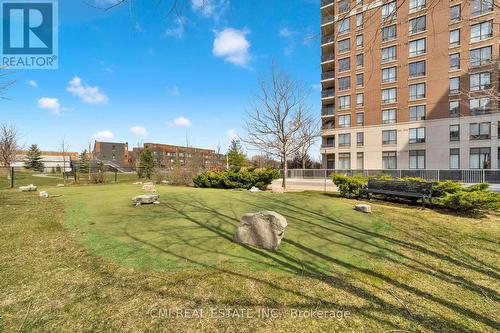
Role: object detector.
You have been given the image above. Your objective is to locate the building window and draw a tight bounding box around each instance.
[409,38,425,56]
[338,18,350,35]
[382,109,397,124]
[338,114,351,128]
[449,77,460,94]
[356,73,364,87]
[338,39,351,53]
[381,1,397,20]
[471,0,493,17]
[357,132,364,146]
[409,60,426,78]
[449,100,460,117]
[470,148,491,169]
[357,152,364,170]
[382,151,397,169]
[338,0,350,14]
[470,46,491,67]
[382,130,397,145]
[339,95,351,109]
[450,4,461,22]
[470,122,491,140]
[356,112,364,126]
[471,21,493,43]
[409,150,426,169]
[324,137,335,148]
[338,153,351,170]
[450,124,460,141]
[338,57,351,72]
[449,29,460,46]
[409,16,426,35]
[449,53,460,70]
[409,0,426,13]
[450,149,460,169]
[356,93,364,106]
[382,66,397,83]
[382,46,397,62]
[470,98,491,115]
[356,13,363,28]
[470,72,491,91]
[382,24,397,41]
[382,88,397,103]
[338,133,351,147]
[409,83,426,100]
[338,77,351,91]
[409,128,426,143]
[356,54,364,67]
[409,105,425,121]
[326,154,335,169]
[356,35,364,48]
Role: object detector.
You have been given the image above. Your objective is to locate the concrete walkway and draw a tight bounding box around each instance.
[273,179,338,192]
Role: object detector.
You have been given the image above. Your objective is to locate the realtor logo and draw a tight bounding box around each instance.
[1,0,58,69]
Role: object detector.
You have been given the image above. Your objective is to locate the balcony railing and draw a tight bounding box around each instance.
[321,0,334,7]
[321,53,334,62]
[321,35,334,45]
[322,106,335,116]
[322,70,335,80]
[322,89,335,99]
[321,15,334,25]
[321,143,335,148]
[322,123,335,130]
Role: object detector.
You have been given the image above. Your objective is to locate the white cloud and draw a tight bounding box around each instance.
[66,76,108,105]
[92,130,114,140]
[38,97,61,115]
[130,126,148,137]
[311,83,322,91]
[279,27,294,38]
[191,0,215,17]
[227,129,238,139]
[28,80,38,88]
[167,85,180,96]
[165,17,186,39]
[213,28,251,68]
[168,116,192,127]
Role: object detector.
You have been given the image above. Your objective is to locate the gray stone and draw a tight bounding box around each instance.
[56,184,65,187]
[234,211,288,251]
[142,183,156,192]
[355,204,372,213]
[39,191,49,199]
[249,186,261,193]
[19,184,37,192]
[132,194,160,206]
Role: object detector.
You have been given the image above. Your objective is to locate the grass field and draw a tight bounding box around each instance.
[1,184,499,332]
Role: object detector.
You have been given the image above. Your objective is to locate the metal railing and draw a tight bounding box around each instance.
[322,106,335,116]
[321,0,334,7]
[284,169,500,184]
[322,70,335,80]
[322,89,335,98]
[321,53,335,62]
[321,35,334,45]
[321,15,334,25]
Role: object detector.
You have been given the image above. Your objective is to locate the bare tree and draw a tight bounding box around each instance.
[59,138,70,185]
[0,67,15,99]
[244,63,314,190]
[0,124,19,171]
[296,119,320,169]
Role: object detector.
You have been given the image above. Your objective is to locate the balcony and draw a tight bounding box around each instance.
[321,15,334,25]
[321,142,335,149]
[322,70,335,81]
[321,0,334,7]
[321,53,334,63]
[321,123,335,131]
[322,89,335,99]
[321,35,334,45]
[322,106,335,116]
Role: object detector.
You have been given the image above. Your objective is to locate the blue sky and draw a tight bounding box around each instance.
[2,0,321,157]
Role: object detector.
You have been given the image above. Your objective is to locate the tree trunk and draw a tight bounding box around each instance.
[282,155,287,190]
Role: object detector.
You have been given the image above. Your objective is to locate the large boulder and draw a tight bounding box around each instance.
[39,191,49,199]
[234,211,288,251]
[132,194,160,206]
[19,184,37,192]
[355,204,372,213]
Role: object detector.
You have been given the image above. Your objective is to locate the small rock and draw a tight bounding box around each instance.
[249,186,261,193]
[142,184,156,192]
[39,191,49,199]
[56,184,65,187]
[161,180,169,184]
[234,211,288,251]
[355,204,372,213]
[19,184,37,192]
[132,194,160,206]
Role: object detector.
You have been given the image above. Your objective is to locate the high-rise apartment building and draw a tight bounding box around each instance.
[320,0,499,170]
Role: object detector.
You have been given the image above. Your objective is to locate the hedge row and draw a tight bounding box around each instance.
[193,168,280,190]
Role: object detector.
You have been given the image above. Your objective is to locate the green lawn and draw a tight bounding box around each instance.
[1,184,499,332]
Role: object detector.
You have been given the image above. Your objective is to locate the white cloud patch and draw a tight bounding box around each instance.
[191,0,228,20]
[66,76,108,105]
[213,28,251,68]
[279,27,294,38]
[168,116,192,128]
[167,85,180,96]
[311,83,322,91]
[227,129,238,139]
[28,80,38,88]
[165,17,186,39]
[37,97,61,115]
[92,130,114,140]
[130,126,148,137]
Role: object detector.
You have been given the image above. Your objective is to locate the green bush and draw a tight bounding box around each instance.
[463,183,489,192]
[331,173,368,199]
[431,180,462,197]
[193,168,280,190]
[441,190,500,214]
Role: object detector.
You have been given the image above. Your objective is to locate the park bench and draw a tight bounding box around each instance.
[362,179,434,207]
